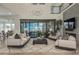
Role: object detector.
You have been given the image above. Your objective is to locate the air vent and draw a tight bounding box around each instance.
[51,6,60,14]
[39,3,45,5]
[32,3,45,5]
[32,3,38,5]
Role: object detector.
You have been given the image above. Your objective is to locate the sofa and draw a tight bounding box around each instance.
[55,35,76,50]
[48,31,60,41]
[7,33,30,47]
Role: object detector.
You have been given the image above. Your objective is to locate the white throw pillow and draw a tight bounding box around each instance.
[68,35,76,41]
[21,38,27,41]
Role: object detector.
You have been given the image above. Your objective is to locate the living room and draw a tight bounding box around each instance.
[0,3,78,55]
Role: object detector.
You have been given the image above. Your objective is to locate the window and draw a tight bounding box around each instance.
[0,23,4,32]
[0,19,15,33]
[51,6,60,14]
[12,24,15,30]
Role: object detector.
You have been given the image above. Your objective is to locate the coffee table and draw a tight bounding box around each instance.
[33,38,48,45]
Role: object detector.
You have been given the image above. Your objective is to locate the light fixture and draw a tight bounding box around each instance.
[8,12,12,15]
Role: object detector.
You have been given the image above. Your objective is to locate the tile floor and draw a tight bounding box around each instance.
[0,38,78,55]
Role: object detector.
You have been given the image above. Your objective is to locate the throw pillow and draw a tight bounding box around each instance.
[14,34,21,39]
[68,35,76,41]
[64,34,69,40]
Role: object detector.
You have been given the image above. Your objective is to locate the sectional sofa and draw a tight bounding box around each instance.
[7,33,30,47]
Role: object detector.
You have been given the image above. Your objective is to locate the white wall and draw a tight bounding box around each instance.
[20,4,62,19]
[63,4,79,33]
[63,3,79,49]
[61,3,70,12]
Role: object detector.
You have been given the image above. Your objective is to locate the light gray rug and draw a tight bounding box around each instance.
[0,38,78,55]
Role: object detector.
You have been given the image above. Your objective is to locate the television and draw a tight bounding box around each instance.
[64,17,76,31]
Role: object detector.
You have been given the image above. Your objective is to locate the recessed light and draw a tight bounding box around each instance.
[8,12,12,15]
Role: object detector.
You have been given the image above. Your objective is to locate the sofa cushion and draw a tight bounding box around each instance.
[21,40,26,45]
[64,34,69,40]
[7,39,21,46]
[20,34,26,38]
[21,38,29,45]
[68,35,76,41]
[8,33,15,39]
[58,40,76,49]
[21,38,27,41]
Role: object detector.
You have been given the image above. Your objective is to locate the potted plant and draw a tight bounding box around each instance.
[37,31,43,37]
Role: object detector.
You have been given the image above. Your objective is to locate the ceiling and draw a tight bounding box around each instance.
[0,3,70,19]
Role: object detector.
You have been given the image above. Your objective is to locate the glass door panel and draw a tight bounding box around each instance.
[0,23,4,32]
[5,23,11,33]
[23,22,47,38]
[29,22,38,38]
[20,20,55,38]
[20,22,24,33]
[11,24,15,30]
[25,22,29,33]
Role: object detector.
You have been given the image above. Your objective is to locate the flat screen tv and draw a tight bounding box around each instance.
[64,17,76,31]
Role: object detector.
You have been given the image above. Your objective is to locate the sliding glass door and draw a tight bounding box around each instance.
[27,22,46,38]
[0,23,4,32]
[20,19,56,38]
[29,22,38,38]
[20,22,47,38]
